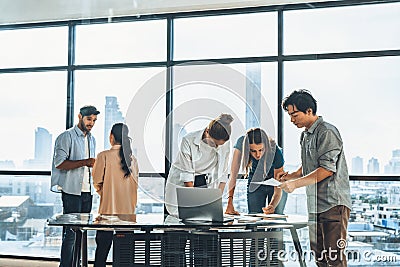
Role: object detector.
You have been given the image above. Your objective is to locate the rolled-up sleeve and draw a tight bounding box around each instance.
[175,138,195,183]
[317,130,342,173]
[92,152,106,193]
[53,133,70,168]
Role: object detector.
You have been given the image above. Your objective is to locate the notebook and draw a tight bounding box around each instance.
[176,187,233,222]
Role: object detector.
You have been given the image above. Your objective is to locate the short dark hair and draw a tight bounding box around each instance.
[282,89,317,115]
[80,105,100,117]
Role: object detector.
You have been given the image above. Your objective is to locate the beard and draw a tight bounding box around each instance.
[79,119,91,133]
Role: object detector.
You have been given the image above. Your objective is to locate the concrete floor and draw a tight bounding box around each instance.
[0,258,105,267]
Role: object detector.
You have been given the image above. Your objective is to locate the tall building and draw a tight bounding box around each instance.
[245,63,261,129]
[388,185,400,205]
[352,156,364,174]
[34,127,52,164]
[367,157,380,174]
[23,127,52,169]
[104,96,124,149]
[384,149,400,174]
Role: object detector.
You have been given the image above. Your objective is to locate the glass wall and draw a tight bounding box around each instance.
[75,20,167,64]
[74,67,166,172]
[0,27,68,68]
[284,2,400,54]
[171,62,277,160]
[283,57,400,175]
[0,174,164,259]
[174,12,277,60]
[0,72,67,171]
[0,0,399,261]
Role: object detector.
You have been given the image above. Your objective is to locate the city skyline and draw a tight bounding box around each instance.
[2,117,400,175]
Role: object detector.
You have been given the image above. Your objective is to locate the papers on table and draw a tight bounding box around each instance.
[252,178,281,187]
[223,214,288,223]
[245,213,288,219]
[236,216,263,223]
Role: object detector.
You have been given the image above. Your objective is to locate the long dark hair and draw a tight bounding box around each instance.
[242,128,276,178]
[207,113,234,141]
[111,123,132,178]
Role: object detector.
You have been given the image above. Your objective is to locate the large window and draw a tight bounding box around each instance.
[0,27,68,68]
[283,56,400,175]
[284,2,400,54]
[174,12,277,60]
[0,0,399,261]
[171,62,277,160]
[75,20,167,64]
[0,72,67,170]
[74,67,166,172]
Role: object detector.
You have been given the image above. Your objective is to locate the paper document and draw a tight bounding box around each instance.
[246,213,288,219]
[252,178,281,187]
[236,216,263,223]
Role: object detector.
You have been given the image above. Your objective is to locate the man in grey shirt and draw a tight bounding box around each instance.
[279,90,351,267]
[51,105,99,267]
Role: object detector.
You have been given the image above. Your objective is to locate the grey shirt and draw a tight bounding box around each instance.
[301,116,351,214]
[50,125,96,195]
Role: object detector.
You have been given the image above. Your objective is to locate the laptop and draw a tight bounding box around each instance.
[176,187,233,222]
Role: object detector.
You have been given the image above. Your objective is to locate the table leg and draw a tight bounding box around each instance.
[81,230,88,267]
[290,227,307,267]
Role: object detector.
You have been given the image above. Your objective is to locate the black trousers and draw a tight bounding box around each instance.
[194,174,208,188]
[60,192,92,267]
[94,230,114,267]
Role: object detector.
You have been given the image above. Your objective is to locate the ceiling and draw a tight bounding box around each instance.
[0,0,340,25]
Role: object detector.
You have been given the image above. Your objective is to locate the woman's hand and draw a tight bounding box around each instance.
[225,202,240,215]
[262,205,275,214]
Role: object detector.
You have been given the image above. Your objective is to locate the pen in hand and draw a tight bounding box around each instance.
[278,171,289,182]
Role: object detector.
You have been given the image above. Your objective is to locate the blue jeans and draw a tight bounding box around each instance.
[247,185,288,266]
[60,192,92,267]
[247,184,288,214]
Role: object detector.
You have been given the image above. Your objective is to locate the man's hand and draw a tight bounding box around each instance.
[262,205,275,214]
[279,180,297,193]
[276,171,289,182]
[225,202,240,215]
[85,158,95,167]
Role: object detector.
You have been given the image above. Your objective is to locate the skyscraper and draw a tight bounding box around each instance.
[245,63,261,129]
[367,157,380,174]
[352,156,364,174]
[24,127,52,169]
[35,127,52,163]
[104,96,124,149]
[384,149,400,174]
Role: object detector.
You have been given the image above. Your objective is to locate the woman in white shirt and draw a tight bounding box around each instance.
[165,114,234,216]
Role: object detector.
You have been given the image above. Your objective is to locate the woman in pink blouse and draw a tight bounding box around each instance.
[92,123,138,267]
